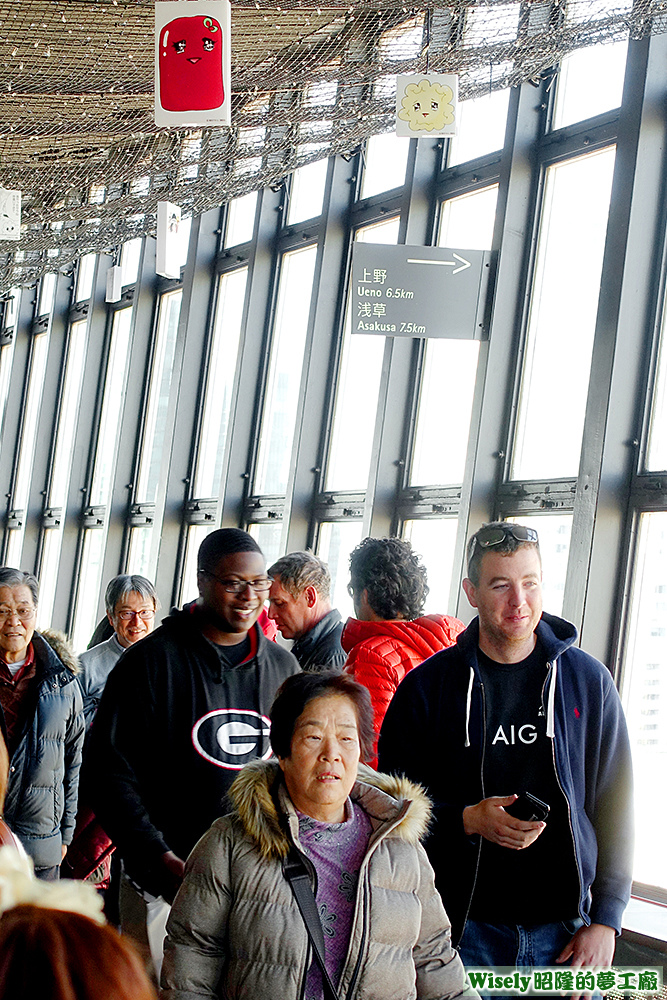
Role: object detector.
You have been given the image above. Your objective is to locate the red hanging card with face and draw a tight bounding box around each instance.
[155,1,231,126]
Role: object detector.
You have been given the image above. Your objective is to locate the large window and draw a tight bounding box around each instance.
[254,245,318,495]
[512,148,616,480]
[38,319,89,625]
[5,331,50,568]
[621,513,667,893]
[71,307,133,650]
[193,269,247,498]
[326,217,400,492]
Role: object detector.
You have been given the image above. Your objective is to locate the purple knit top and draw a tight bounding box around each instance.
[297,799,373,1000]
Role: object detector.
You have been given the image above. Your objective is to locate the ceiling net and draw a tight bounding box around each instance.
[0,0,665,293]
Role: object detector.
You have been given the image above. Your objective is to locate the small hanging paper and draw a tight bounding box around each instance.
[156,201,182,278]
[396,74,458,138]
[0,188,21,241]
[155,0,231,127]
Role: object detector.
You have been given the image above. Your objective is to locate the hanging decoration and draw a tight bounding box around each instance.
[396,74,458,137]
[155,1,231,127]
[0,189,21,242]
[156,201,183,278]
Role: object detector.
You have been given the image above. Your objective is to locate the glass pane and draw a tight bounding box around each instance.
[71,529,106,653]
[4,526,24,570]
[126,525,153,577]
[463,4,519,47]
[135,290,182,503]
[176,216,192,270]
[646,290,667,472]
[438,186,498,250]
[448,89,510,167]
[181,524,214,604]
[247,522,283,568]
[121,238,142,286]
[76,253,97,302]
[326,218,400,492]
[0,339,16,443]
[512,148,616,479]
[37,527,66,628]
[316,520,364,621]
[89,308,133,506]
[49,320,88,509]
[2,287,21,329]
[620,511,667,891]
[287,159,328,225]
[507,513,572,617]
[12,332,50,513]
[553,41,628,130]
[254,245,318,494]
[361,133,410,200]
[38,273,57,316]
[410,340,479,485]
[225,191,258,247]
[193,269,247,497]
[403,518,458,616]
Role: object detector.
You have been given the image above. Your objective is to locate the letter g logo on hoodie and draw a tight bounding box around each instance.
[192,709,272,769]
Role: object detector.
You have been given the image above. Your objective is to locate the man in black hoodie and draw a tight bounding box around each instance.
[88,529,300,957]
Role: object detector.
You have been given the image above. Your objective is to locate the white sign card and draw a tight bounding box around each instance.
[156,201,182,278]
[0,188,21,241]
[395,74,458,138]
[155,0,231,127]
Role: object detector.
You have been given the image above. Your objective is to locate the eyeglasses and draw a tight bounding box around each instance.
[201,571,273,594]
[468,523,539,561]
[0,607,36,622]
[116,610,156,621]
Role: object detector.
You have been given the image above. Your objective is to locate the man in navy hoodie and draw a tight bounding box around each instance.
[379,522,633,983]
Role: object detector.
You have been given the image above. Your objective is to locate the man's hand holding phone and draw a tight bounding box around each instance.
[463,792,548,849]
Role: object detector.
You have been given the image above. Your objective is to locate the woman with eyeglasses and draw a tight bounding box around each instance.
[0,567,85,881]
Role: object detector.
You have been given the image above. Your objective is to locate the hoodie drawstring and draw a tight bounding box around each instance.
[546,658,557,738]
[464,666,474,747]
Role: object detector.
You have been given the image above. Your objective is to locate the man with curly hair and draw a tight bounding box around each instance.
[342,536,463,764]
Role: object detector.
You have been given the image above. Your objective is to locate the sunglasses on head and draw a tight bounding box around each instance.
[469,523,539,561]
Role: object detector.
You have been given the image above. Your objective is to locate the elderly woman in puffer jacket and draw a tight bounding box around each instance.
[161,671,475,1000]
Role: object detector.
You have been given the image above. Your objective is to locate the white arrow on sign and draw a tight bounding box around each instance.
[407,252,471,274]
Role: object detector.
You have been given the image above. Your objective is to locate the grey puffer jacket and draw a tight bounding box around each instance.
[162,759,472,1000]
[3,630,84,869]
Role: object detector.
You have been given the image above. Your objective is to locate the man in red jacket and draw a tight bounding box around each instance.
[342,536,463,765]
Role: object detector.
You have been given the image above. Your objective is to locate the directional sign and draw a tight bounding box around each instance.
[351,243,493,340]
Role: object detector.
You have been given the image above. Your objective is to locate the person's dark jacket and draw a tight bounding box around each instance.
[86,604,300,899]
[3,630,84,869]
[378,613,633,945]
[290,608,345,672]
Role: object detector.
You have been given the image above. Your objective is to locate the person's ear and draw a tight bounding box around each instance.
[304,586,318,608]
[277,756,287,773]
[462,578,478,609]
[106,610,115,628]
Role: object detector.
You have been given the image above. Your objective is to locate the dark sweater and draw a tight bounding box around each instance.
[87,605,300,897]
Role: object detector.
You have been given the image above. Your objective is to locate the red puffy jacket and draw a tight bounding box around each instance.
[342,614,465,766]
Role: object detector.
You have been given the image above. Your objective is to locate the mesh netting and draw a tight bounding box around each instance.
[0,0,665,294]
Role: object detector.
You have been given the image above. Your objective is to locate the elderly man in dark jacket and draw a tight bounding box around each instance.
[0,567,84,879]
[268,551,345,671]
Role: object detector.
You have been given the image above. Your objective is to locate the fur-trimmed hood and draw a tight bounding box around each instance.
[34,628,80,676]
[228,758,431,861]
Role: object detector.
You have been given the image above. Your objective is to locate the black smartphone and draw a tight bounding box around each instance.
[505,791,550,822]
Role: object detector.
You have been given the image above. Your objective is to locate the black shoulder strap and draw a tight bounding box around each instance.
[283,848,341,1000]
